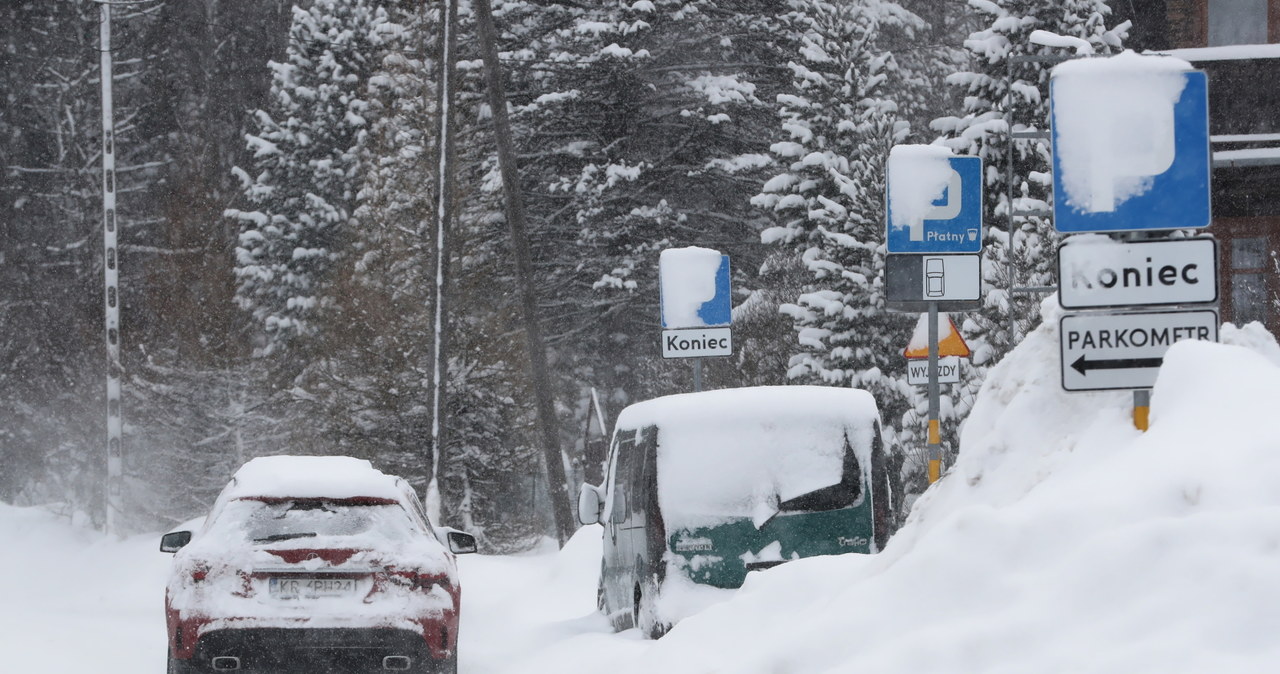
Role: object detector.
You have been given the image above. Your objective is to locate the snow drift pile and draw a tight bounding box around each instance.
[621,298,1280,674]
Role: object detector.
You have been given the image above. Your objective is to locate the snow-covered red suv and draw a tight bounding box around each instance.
[160,456,475,674]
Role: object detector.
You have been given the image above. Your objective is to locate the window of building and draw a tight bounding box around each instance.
[1208,0,1269,46]
[1230,237,1271,326]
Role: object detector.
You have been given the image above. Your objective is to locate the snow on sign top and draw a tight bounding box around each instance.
[903,312,970,359]
[885,144,954,232]
[1051,50,1204,227]
[659,247,731,329]
[222,455,407,501]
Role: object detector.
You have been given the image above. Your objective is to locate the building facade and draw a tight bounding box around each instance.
[1127,1,1280,335]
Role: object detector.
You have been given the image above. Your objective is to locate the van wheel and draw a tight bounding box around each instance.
[633,582,669,639]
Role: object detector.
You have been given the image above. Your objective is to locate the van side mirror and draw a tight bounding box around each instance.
[446,530,478,555]
[577,484,604,525]
[160,530,192,553]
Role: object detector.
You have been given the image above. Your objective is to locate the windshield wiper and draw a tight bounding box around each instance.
[253,532,318,543]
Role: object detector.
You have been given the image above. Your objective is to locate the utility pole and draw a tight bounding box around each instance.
[473,0,575,544]
[97,0,124,535]
[426,0,459,526]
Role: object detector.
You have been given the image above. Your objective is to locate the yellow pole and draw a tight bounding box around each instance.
[1134,389,1150,432]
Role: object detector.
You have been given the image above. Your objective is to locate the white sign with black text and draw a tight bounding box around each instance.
[1059,309,1218,391]
[661,328,733,359]
[921,255,981,301]
[907,356,961,386]
[1058,236,1218,309]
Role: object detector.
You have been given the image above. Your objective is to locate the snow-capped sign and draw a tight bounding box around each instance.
[660,247,731,329]
[886,146,982,254]
[1050,52,1211,233]
[903,313,971,359]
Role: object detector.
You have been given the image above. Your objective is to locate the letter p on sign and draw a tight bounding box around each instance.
[1050,53,1211,233]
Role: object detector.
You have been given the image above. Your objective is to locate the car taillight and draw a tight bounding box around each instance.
[389,569,451,593]
[189,562,210,583]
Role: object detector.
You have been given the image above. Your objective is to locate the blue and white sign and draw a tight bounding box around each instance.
[1050,58,1211,233]
[659,247,731,329]
[886,154,983,254]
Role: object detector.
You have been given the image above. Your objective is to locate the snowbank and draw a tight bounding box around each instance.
[0,503,171,673]
[619,299,1280,673]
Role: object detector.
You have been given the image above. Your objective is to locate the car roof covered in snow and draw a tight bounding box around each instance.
[220,455,408,501]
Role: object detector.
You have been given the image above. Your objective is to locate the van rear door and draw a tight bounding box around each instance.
[601,430,637,621]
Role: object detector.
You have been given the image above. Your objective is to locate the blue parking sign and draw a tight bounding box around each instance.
[886,156,983,254]
[1051,69,1210,233]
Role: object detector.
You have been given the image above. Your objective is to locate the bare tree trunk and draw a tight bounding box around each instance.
[473,0,575,545]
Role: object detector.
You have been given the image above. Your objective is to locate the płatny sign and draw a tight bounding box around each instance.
[885,153,983,254]
[907,356,960,386]
[1058,236,1218,309]
[1059,310,1218,391]
[662,328,732,359]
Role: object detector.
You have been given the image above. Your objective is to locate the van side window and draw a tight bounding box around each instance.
[778,432,862,512]
[610,432,638,524]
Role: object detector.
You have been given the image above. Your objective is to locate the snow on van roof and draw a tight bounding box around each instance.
[223,455,406,501]
[615,385,879,431]
[616,386,881,530]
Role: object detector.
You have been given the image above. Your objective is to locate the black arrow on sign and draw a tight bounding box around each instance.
[1071,354,1164,376]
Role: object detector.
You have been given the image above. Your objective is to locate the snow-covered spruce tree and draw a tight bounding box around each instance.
[753,0,926,505]
[291,1,442,482]
[930,0,1128,481]
[336,2,544,548]
[933,0,1128,358]
[493,0,797,411]
[0,1,174,526]
[229,0,379,373]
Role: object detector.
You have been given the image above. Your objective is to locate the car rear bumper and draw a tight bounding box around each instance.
[178,627,451,673]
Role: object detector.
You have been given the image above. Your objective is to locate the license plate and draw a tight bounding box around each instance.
[269,576,357,600]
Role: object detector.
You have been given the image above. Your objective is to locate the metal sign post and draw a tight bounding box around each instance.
[1048,54,1218,433]
[927,302,942,484]
[1134,389,1151,432]
[884,146,982,483]
[658,249,732,392]
[97,0,123,535]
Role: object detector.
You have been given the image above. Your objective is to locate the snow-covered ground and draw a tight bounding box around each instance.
[5,298,1280,673]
